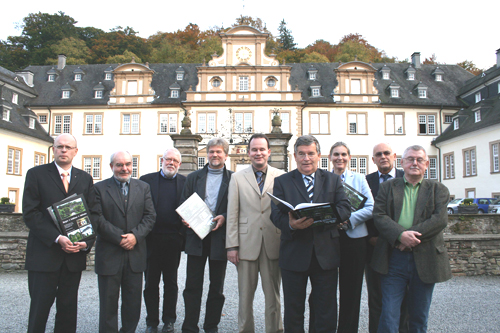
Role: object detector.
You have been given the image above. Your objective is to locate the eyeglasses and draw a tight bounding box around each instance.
[162,158,180,165]
[54,145,76,151]
[297,152,318,159]
[403,157,427,164]
[374,151,392,157]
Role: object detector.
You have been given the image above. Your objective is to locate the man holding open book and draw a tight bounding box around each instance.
[270,135,351,333]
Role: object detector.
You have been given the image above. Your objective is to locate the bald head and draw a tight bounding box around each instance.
[53,134,78,169]
[110,151,133,182]
[372,143,396,174]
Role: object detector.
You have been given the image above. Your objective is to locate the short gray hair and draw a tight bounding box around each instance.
[207,138,229,155]
[402,145,427,159]
[110,150,132,164]
[329,141,350,157]
[163,148,182,162]
[294,135,320,154]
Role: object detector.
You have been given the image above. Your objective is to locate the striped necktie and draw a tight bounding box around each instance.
[381,174,391,182]
[304,175,314,202]
[256,171,264,193]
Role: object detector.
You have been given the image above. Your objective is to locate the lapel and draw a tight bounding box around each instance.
[48,162,68,195]
[127,179,139,213]
[291,169,310,203]
[244,166,261,196]
[215,168,229,214]
[313,169,325,203]
[67,167,81,194]
[262,166,275,194]
[150,172,161,208]
[413,179,431,225]
[106,177,125,215]
[196,168,208,203]
[392,178,405,221]
[367,172,380,198]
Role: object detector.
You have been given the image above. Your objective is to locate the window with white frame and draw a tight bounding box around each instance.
[234,112,253,133]
[48,74,55,82]
[319,157,329,170]
[423,157,437,179]
[391,88,399,98]
[418,114,436,135]
[311,87,320,97]
[310,112,329,134]
[38,114,47,123]
[176,73,183,80]
[159,113,178,134]
[490,141,499,173]
[74,74,82,81]
[122,113,140,134]
[463,147,477,177]
[444,153,455,179]
[198,157,206,169]
[7,147,22,175]
[418,89,427,98]
[475,92,481,103]
[444,115,453,123]
[350,156,368,175]
[34,152,46,166]
[385,113,404,135]
[12,93,18,104]
[171,90,179,98]
[29,118,35,129]
[105,73,112,80]
[83,156,101,179]
[132,156,139,178]
[383,72,390,80]
[197,112,216,133]
[54,115,71,134]
[396,156,402,169]
[3,108,10,121]
[436,74,443,81]
[62,90,70,99]
[239,77,249,91]
[453,118,459,130]
[474,110,481,122]
[94,90,103,99]
[85,114,103,134]
[347,113,367,134]
[408,73,415,80]
[309,72,316,80]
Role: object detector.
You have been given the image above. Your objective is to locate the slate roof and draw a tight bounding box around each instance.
[458,64,500,97]
[149,63,199,104]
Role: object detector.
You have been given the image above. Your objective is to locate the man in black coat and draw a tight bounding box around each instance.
[365,142,407,333]
[180,138,233,333]
[93,150,156,333]
[23,133,96,333]
[140,148,186,333]
[270,135,351,333]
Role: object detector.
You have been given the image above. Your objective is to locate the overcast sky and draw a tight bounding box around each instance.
[2,0,498,69]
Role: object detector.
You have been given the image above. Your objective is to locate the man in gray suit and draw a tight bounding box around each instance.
[93,151,156,333]
[371,145,451,333]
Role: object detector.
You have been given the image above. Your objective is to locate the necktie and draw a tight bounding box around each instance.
[304,175,314,202]
[61,172,69,193]
[381,174,391,182]
[256,171,264,193]
[121,182,128,196]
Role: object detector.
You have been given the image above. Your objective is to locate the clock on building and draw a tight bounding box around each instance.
[236,47,252,62]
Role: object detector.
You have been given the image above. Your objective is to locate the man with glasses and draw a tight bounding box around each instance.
[23,134,97,333]
[365,143,408,333]
[140,148,186,333]
[371,145,451,332]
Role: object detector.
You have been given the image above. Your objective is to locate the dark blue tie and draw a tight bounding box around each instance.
[381,174,391,182]
[304,175,314,202]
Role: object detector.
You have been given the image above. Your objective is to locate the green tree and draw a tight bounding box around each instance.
[90,26,148,63]
[0,40,29,71]
[106,50,142,64]
[332,33,395,63]
[457,60,483,76]
[277,19,296,51]
[300,52,329,63]
[46,37,91,65]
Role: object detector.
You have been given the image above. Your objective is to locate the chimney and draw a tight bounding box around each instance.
[57,54,67,70]
[411,52,421,69]
[497,48,500,68]
[16,71,34,87]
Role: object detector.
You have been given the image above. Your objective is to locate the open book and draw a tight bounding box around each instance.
[176,192,216,240]
[342,182,368,212]
[267,192,340,226]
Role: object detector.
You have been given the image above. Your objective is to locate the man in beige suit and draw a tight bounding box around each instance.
[227,133,285,333]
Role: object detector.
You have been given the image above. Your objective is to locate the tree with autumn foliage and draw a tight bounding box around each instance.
[332,33,395,63]
[457,60,483,76]
[89,26,149,64]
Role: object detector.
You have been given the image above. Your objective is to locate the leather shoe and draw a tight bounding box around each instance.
[162,322,175,333]
[146,327,158,333]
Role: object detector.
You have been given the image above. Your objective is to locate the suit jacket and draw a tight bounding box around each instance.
[226,165,285,261]
[93,177,156,275]
[270,168,351,272]
[180,165,233,261]
[342,170,374,239]
[365,168,404,238]
[23,162,96,272]
[371,178,452,284]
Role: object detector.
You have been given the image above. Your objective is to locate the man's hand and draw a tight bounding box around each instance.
[396,243,412,252]
[227,249,239,265]
[182,219,190,228]
[368,236,378,247]
[120,233,137,250]
[59,236,80,253]
[212,215,225,231]
[399,230,422,248]
[289,212,314,230]
[74,242,88,251]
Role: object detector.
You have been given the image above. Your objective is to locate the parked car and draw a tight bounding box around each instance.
[488,199,500,214]
[447,198,497,214]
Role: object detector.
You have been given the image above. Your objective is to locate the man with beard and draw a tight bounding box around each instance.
[180,138,233,333]
[93,150,156,333]
[140,148,186,333]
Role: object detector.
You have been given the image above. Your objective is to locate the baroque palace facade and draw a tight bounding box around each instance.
[2,25,498,212]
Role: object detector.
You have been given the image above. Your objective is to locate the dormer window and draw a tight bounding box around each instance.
[435,74,443,81]
[2,108,10,121]
[62,91,70,99]
[171,90,179,98]
[104,66,114,80]
[93,82,105,99]
[12,93,18,104]
[416,82,428,99]
[406,66,416,80]
[176,66,185,81]
[408,73,415,80]
[29,118,35,129]
[105,73,112,80]
[475,92,481,103]
[453,118,459,130]
[309,72,317,80]
[176,73,183,80]
[474,110,481,122]
[432,67,444,81]
[312,88,320,97]
[73,67,85,82]
[74,74,82,81]
[48,74,55,82]
[389,82,400,98]
[170,82,181,98]
[381,65,391,80]
[95,91,103,99]
[308,66,318,80]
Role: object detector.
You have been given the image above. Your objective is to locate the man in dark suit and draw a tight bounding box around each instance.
[371,145,451,332]
[365,142,408,333]
[140,148,186,333]
[180,138,233,333]
[23,133,96,333]
[270,135,351,333]
[93,150,156,333]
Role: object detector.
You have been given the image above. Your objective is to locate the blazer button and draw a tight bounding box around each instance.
[260,227,263,230]
[261,211,264,214]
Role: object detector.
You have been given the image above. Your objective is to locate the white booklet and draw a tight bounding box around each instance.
[176,192,216,240]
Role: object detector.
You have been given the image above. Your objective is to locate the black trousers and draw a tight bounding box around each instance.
[144,233,183,327]
[182,240,227,333]
[28,264,82,333]
[282,250,338,333]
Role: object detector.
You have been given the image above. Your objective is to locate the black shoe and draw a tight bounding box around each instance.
[205,329,218,333]
[162,322,175,333]
[146,326,158,333]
